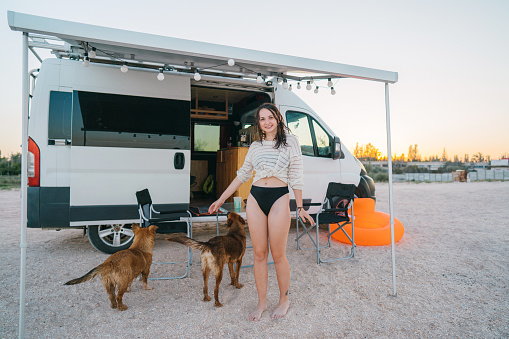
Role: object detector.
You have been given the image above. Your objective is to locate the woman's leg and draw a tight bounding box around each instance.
[246,193,269,321]
[267,193,291,319]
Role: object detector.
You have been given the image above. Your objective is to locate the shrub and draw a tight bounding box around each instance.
[0,175,21,190]
[374,172,389,182]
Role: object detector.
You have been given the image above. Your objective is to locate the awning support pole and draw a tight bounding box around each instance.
[385,82,397,297]
[19,31,29,339]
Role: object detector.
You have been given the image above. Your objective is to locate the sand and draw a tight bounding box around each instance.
[1,181,508,338]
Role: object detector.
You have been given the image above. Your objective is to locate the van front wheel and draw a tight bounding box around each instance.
[88,224,134,254]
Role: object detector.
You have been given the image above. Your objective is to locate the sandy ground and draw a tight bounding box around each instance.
[1,181,508,338]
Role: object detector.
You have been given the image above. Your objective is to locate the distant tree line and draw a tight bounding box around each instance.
[352,143,506,163]
[0,151,21,175]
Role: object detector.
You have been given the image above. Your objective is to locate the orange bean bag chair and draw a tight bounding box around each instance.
[331,198,404,246]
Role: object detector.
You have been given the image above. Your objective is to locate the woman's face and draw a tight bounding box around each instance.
[258,108,278,136]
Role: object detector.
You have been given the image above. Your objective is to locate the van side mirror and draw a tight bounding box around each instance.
[332,136,343,160]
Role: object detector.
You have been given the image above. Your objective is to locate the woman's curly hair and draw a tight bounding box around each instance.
[254,103,291,149]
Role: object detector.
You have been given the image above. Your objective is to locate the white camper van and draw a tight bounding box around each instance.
[8,12,397,254]
[27,58,374,253]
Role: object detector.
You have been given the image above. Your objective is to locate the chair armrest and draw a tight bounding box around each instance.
[159,209,189,214]
[302,202,322,207]
[152,205,189,215]
[322,207,348,213]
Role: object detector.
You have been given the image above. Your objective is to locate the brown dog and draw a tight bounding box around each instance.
[167,212,246,307]
[64,224,158,311]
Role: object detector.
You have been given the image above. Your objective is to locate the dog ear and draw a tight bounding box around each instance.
[148,225,158,234]
[226,216,232,228]
[132,223,140,231]
[238,215,246,225]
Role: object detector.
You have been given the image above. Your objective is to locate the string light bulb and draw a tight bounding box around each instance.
[297,82,301,89]
[256,73,263,84]
[288,84,293,91]
[89,47,96,58]
[306,81,312,90]
[331,87,336,95]
[157,69,164,81]
[228,58,235,66]
[310,78,314,84]
[314,86,319,94]
[194,70,201,81]
[120,62,128,73]
[83,53,89,67]
[282,79,288,89]
[327,78,333,87]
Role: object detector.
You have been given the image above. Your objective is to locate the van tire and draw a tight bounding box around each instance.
[357,175,376,200]
[88,224,134,254]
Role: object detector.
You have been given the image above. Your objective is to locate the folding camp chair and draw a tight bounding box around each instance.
[295,183,356,264]
[135,188,192,279]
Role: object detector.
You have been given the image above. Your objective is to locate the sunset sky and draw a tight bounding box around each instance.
[1,0,508,160]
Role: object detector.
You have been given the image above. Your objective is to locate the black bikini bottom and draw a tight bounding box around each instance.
[250,185,289,216]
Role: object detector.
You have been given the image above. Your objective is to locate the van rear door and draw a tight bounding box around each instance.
[69,90,191,225]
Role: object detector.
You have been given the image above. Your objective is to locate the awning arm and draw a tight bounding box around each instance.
[19,31,29,339]
[385,82,397,297]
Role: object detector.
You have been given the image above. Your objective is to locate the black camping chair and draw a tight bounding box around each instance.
[295,183,356,264]
[135,188,192,279]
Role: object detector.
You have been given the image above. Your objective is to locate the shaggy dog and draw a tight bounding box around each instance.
[64,224,158,311]
[167,212,246,307]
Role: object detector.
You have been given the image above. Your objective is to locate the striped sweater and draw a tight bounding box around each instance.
[236,134,304,190]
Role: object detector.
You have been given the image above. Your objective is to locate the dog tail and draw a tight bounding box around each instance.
[166,236,209,251]
[64,265,103,285]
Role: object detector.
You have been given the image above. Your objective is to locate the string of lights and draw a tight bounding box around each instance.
[80,43,341,95]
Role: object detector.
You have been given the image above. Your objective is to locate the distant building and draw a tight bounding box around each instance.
[363,160,500,171]
[410,161,447,171]
[363,161,445,171]
[364,160,407,169]
[491,158,509,169]
[470,162,490,170]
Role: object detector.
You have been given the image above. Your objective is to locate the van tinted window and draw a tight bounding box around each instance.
[72,91,190,149]
[285,111,314,156]
[48,91,72,140]
[286,111,332,158]
[312,119,332,157]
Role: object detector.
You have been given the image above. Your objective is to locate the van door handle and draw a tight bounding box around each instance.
[48,139,71,146]
[174,152,185,170]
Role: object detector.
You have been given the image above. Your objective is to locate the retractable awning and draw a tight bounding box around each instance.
[8,11,397,84]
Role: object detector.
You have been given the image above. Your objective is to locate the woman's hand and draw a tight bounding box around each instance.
[298,208,315,225]
[208,199,224,214]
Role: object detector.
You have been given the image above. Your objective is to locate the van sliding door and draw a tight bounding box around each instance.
[69,90,191,224]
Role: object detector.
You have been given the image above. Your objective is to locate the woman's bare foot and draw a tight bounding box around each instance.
[248,302,267,321]
[271,299,289,320]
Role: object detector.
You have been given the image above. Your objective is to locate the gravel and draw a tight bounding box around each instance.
[1,181,508,338]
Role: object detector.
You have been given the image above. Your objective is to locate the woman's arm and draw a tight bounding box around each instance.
[293,189,315,225]
[208,177,243,214]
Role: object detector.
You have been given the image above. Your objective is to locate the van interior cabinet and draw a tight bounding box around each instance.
[216,147,253,202]
[191,87,229,120]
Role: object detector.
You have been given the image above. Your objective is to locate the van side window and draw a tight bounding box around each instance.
[194,124,220,152]
[48,91,72,141]
[312,119,332,157]
[72,91,190,150]
[286,111,332,158]
[285,111,314,156]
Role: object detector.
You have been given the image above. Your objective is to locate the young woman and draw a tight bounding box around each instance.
[208,103,314,321]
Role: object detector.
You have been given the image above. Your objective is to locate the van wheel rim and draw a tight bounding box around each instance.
[97,224,134,247]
